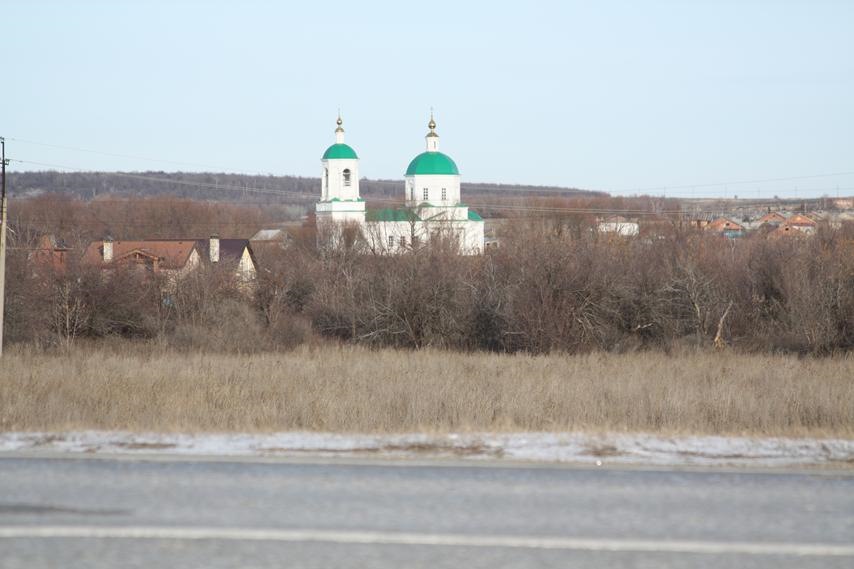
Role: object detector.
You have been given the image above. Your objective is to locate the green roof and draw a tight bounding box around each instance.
[366,208,420,222]
[405,151,459,176]
[322,143,358,160]
[467,209,483,221]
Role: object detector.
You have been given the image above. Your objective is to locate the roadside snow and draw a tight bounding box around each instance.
[0,431,851,468]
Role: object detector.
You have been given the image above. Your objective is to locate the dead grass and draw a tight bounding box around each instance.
[0,345,852,437]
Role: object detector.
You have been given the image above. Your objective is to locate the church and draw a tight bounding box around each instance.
[315,115,484,254]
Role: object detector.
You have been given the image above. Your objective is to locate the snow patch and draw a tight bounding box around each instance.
[0,431,851,468]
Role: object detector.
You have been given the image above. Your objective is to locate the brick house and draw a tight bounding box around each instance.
[706,217,745,238]
[81,235,256,283]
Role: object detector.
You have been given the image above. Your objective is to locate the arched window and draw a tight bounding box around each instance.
[343,168,351,186]
[441,188,447,201]
[422,188,429,201]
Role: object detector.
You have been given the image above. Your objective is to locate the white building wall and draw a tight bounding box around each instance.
[418,205,469,221]
[461,219,484,254]
[362,218,483,255]
[321,157,360,202]
[238,247,256,280]
[405,174,461,207]
[597,221,639,236]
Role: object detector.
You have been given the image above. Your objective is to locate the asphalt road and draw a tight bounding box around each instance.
[0,455,852,568]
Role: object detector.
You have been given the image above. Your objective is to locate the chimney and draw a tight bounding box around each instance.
[103,236,113,263]
[209,234,220,263]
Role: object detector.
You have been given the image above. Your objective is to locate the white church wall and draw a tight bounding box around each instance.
[322,158,360,201]
[362,220,416,254]
[461,220,484,254]
[417,205,469,222]
[405,174,461,206]
[361,218,483,256]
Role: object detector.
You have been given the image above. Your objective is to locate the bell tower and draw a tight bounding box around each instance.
[320,115,361,202]
[316,114,366,242]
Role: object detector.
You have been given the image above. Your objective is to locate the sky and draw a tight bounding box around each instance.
[3,0,853,198]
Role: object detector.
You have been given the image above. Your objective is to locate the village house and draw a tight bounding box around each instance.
[30,234,70,275]
[769,224,808,239]
[705,217,745,238]
[251,228,290,244]
[756,211,787,227]
[596,215,639,236]
[81,235,257,283]
[782,213,818,234]
[680,212,716,230]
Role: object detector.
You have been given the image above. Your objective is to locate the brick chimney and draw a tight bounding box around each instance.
[209,234,220,263]
[103,236,113,262]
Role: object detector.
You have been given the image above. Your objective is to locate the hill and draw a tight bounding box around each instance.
[6,171,605,208]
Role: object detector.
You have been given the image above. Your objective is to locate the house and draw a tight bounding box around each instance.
[757,211,787,227]
[769,224,810,239]
[30,234,70,275]
[196,237,257,282]
[251,228,289,243]
[705,217,745,238]
[250,227,295,256]
[82,238,202,280]
[596,215,639,236]
[81,235,256,282]
[681,212,716,230]
[783,214,818,234]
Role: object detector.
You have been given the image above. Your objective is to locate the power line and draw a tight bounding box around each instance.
[6,137,257,174]
[10,159,317,200]
[601,170,854,195]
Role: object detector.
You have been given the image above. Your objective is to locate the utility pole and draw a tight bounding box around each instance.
[0,137,8,357]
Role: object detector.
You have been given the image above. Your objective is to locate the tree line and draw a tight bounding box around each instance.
[9,207,854,355]
[7,171,602,208]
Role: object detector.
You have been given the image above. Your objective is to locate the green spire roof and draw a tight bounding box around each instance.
[405,151,459,176]
[322,143,358,160]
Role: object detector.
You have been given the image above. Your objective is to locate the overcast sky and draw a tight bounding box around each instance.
[4,0,853,197]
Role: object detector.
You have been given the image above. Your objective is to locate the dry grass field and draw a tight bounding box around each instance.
[1,344,852,437]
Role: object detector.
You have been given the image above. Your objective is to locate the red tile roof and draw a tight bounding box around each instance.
[757,212,787,225]
[706,217,745,232]
[785,214,817,227]
[82,240,199,270]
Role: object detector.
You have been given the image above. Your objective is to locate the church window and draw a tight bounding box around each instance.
[423,188,429,201]
[441,188,447,201]
[399,236,406,248]
[343,169,351,186]
[388,235,394,248]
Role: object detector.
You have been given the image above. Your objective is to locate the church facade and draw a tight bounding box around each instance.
[315,116,484,254]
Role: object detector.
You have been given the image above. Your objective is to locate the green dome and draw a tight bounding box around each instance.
[322,143,358,160]
[405,151,459,176]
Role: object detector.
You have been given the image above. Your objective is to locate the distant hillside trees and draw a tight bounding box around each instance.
[7,170,603,208]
